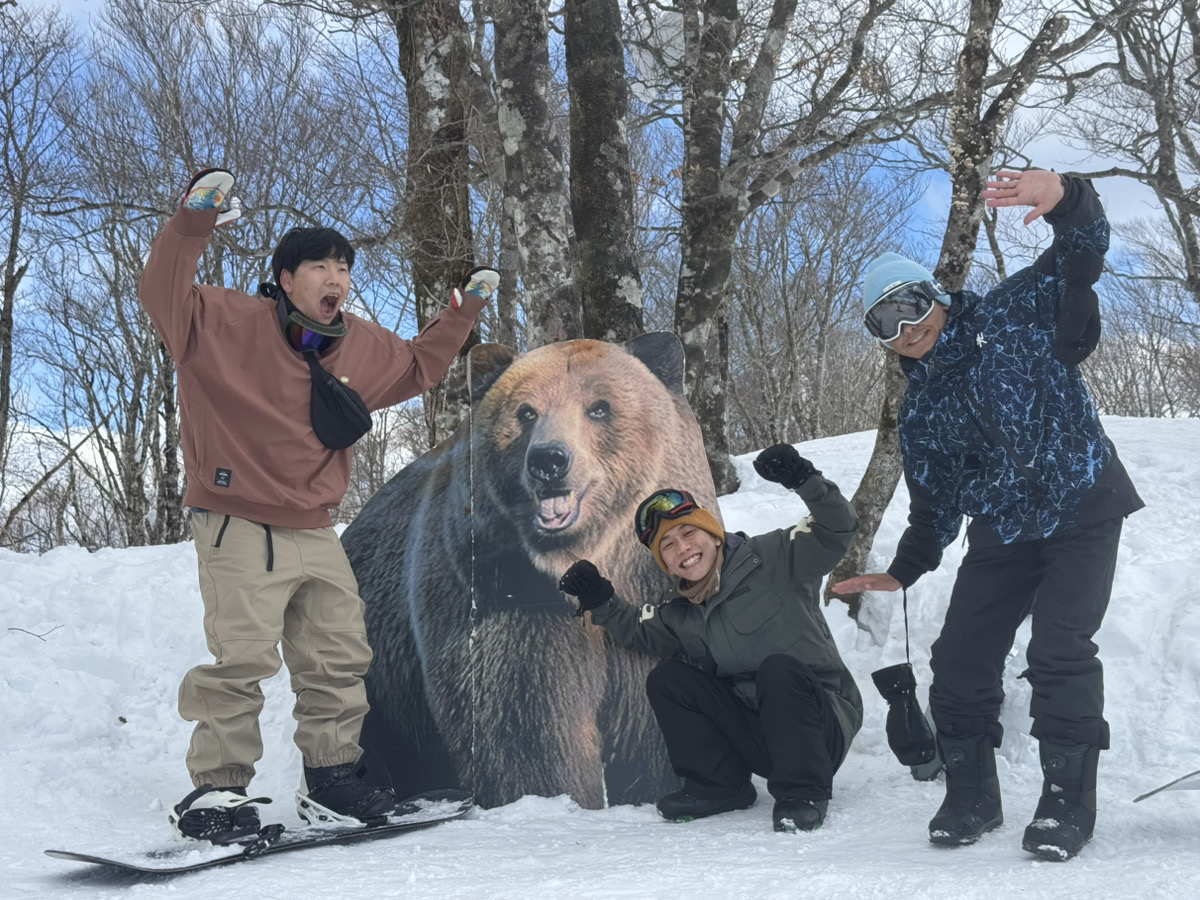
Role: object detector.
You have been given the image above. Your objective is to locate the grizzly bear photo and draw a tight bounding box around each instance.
[342,332,718,809]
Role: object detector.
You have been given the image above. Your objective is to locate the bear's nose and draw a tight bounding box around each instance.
[528,442,572,483]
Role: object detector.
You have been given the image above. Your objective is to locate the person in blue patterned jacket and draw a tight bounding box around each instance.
[834,168,1143,862]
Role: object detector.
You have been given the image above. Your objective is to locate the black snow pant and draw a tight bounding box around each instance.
[645,654,845,802]
[929,515,1123,750]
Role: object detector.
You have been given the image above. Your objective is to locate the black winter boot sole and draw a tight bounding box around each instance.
[928,812,1003,846]
[656,784,757,822]
[1021,819,1091,861]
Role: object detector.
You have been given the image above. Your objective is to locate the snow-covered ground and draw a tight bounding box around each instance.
[3,417,1198,898]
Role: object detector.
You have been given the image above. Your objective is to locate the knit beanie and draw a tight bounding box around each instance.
[862,253,950,312]
[645,504,725,574]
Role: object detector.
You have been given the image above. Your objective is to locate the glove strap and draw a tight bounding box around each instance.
[902,586,912,664]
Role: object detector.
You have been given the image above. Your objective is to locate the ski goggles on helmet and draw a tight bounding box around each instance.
[863,280,943,343]
[635,489,699,547]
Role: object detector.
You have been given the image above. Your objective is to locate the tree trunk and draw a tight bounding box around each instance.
[493,0,579,347]
[674,0,742,494]
[386,0,478,446]
[565,0,643,342]
[824,352,907,621]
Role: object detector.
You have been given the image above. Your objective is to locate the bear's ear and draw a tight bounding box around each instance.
[622,331,686,395]
[468,343,517,404]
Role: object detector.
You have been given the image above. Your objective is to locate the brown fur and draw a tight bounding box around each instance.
[343,333,718,808]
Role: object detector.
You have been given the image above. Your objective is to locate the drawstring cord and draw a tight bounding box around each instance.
[263,524,274,572]
[902,586,912,664]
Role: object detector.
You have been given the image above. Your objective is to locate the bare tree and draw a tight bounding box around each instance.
[566,0,644,341]
[379,0,481,444]
[0,5,79,497]
[726,154,921,449]
[1062,1,1200,303]
[491,0,580,345]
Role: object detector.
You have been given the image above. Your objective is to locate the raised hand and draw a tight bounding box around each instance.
[753,443,816,491]
[181,168,242,227]
[982,169,1066,226]
[453,265,500,308]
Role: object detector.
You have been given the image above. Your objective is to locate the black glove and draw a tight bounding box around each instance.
[1054,250,1103,365]
[558,560,614,616]
[871,663,937,767]
[753,443,816,491]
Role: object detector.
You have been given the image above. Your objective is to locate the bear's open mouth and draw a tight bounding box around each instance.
[535,490,580,532]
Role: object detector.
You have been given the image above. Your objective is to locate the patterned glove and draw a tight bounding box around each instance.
[753,443,816,491]
[181,168,242,227]
[452,265,500,309]
[558,560,614,617]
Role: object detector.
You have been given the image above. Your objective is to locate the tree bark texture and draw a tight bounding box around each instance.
[493,0,580,347]
[386,0,479,446]
[565,0,644,343]
[674,0,742,494]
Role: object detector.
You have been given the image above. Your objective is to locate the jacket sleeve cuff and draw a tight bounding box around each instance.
[886,558,924,589]
[172,206,220,237]
[1043,175,1103,231]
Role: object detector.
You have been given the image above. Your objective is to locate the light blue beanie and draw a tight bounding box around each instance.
[862,253,950,312]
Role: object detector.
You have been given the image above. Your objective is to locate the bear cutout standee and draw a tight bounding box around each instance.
[343,333,719,809]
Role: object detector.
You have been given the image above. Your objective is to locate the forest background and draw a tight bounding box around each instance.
[2,0,1196,620]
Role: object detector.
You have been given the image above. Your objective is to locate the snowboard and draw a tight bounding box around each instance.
[45,788,472,875]
[1133,769,1200,803]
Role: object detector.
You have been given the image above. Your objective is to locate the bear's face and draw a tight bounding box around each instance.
[472,341,688,576]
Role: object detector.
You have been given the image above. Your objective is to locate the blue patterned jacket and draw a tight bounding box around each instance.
[886,177,1135,587]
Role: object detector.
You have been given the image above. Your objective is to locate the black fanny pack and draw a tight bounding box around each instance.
[303,351,372,450]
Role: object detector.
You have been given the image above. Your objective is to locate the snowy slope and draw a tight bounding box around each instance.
[2,417,1198,898]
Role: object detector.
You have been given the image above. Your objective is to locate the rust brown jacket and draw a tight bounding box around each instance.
[139,207,485,528]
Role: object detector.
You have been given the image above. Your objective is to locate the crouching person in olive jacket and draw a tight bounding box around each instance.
[559,444,862,833]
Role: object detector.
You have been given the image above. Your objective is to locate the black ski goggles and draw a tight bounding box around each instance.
[635,489,698,547]
[863,281,943,343]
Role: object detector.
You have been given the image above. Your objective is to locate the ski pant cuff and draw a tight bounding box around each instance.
[190,766,254,790]
[1031,717,1110,749]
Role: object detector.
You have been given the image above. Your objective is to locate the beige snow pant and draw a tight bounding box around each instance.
[179,512,374,789]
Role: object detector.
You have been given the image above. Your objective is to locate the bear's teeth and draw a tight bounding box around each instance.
[537,492,577,526]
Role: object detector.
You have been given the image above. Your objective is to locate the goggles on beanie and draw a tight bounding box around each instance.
[863,280,943,344]
[635,489,699,547]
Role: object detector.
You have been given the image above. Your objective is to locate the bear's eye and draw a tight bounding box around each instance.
[516,404,538,425]
[587,400,611,421]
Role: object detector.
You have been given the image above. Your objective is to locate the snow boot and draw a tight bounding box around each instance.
[170,784,271,844]
[656,783,757,822]
[296,762,395,827]
[928,733,1003,845]
[773,798,827,833]
[1022,740,1099,861]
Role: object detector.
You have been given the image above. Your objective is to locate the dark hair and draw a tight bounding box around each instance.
[271,227,355,283]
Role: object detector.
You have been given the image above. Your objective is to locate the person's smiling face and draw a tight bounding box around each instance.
[886,302,947,359]
[658,524,723,582]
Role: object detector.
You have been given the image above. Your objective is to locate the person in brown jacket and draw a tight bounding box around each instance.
[140,169,497,843]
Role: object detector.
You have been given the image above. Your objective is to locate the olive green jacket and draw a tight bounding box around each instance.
[590,473,863,762]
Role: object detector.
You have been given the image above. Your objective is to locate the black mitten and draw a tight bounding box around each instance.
[871,663,937,767]
[558,560,614,616]
[753,443,816,491]
[1055,250,1103,365]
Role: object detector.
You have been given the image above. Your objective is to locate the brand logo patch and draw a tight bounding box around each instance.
[214,468,232,488]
